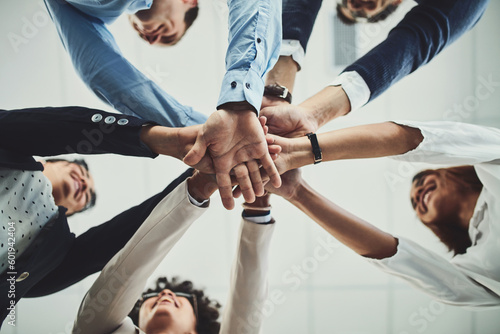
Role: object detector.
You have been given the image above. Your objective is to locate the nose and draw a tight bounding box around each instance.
[158,289,174,297]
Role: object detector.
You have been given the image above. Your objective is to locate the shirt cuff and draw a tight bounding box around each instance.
[280,40,305,71]
[242,211,273,224]
[187,191,209,207]
[329,71,370,112]
[217,68,265,114]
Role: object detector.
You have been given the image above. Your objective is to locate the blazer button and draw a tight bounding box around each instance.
[91,114,103,123]
[104,116,116,124]
[117,119,129,125]
[16,272,29,282]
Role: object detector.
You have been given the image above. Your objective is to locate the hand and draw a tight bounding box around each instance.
[140,125,214,174]
[264,169,303,202]
[260,104,318,138]
[184,109,282,210]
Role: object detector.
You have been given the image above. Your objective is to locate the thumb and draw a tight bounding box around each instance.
[183,135,208,166]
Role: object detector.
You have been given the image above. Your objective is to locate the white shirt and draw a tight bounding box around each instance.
[367,120,500,308]
[72,179,275,334]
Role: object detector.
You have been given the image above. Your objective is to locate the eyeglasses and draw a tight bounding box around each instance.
[139,291,199,322]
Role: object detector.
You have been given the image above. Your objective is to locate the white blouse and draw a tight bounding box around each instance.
[367,120,500,308]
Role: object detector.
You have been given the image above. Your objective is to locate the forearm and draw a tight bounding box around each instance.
[343,0,489,102]
[0,106,157,158]
[300,86,351,127]
[286,122,423,169]
[265,56,299,93]
[44,0,206,127]
[290,181,397,259]
[218,0,282,112]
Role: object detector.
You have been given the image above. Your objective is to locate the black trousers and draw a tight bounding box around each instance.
[0,168,193,325]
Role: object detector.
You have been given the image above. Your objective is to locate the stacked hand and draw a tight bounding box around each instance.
[183,109,282,210]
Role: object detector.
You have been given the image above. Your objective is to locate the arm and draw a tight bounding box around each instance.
[0,106,214,170]
[271,120,500,173]
[263,0,490,132]
[72,172,217,334]
[43,0,207,127]
[220,196,275,334]
[344,0,489,104]
[184,0,283,209]
[268,170,500,307]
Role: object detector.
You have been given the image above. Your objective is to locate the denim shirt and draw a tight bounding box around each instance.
[43,0,281,127]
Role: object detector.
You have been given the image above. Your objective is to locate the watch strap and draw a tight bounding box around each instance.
[306,132,322,164]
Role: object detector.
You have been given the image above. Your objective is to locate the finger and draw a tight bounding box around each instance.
[268,144,281,155]
[260,151,282,188]
[232,185,242,198]
[270,153,279,160]
[266,133,276,145]
[216,172,235,210]
[259,116,267,128]
[247,160,264,197]
[183,135,208,166]
[263,125,269,135]
[233,163,255,203]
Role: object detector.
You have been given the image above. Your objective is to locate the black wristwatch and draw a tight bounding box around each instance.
[264,84,292,103]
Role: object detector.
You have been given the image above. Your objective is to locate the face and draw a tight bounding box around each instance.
[42,161,95,216]
[338,0,401,22]
[409,171,462,226]
[129,0,196,46]
[139,289,197,334]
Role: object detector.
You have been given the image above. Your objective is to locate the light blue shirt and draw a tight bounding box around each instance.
[43,0,281,127]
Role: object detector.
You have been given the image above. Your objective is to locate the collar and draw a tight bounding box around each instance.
[468,190,488,246]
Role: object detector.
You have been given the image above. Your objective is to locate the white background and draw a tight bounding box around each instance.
[1,0,500,333]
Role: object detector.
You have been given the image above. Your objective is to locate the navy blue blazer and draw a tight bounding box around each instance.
[282,0,489,102]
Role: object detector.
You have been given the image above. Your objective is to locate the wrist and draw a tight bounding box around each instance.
[187,172,218,202]
[140,126,181,159]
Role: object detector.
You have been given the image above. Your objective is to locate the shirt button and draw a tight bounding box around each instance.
[117,119,129,126]
[16,272,29,282]
[245,83,251,89]
[257,38,261,43]
[91,114,103,123]
[231,81,237,88]
[104,116,116,124]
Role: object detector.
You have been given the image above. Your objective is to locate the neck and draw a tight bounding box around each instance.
[457,190,481,230]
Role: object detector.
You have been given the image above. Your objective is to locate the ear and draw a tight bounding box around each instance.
[182,0,198,8]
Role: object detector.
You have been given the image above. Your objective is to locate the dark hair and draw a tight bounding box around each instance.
[336,2,399,25]
[412,166,483,255]
[44,158,97,214]
[184,6,199,31]
[129,276,221,334]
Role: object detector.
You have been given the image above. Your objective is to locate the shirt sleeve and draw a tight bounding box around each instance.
[43,0,207,128]
[217,0,282,113]
[390,120,500,166]
[366,237,500,308]
[329,71,370,112]
[219,219,275,334]
[342,0,490,103]
[72,180,207,334]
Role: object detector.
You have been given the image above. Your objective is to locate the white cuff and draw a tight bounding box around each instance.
[280,39,305,71]
[329,71,370,112]
[244,213,272,224]
[187,191,209,207]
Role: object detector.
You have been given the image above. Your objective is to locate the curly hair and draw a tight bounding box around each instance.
[128,276,221,334]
